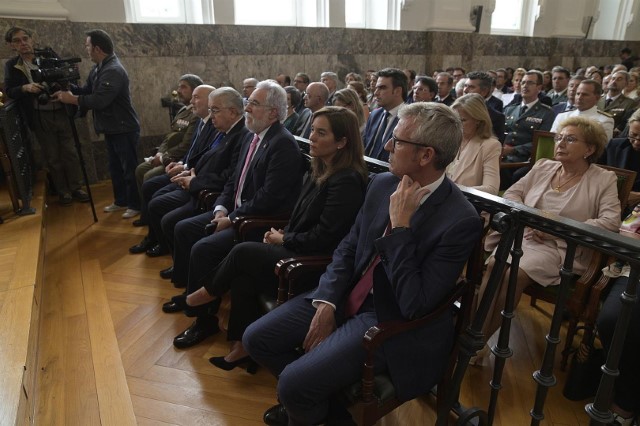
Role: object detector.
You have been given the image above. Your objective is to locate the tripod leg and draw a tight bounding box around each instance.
[67,112,98,222]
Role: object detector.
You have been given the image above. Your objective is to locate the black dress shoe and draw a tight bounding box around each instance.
[146,244,168,257]
[132,218,147,227]
[159,266,174,279]
[173,317,220,349]
[263,404,288,426]
[162,293,186,313]
[209,355,258,374]
[129,236,155,254]
[184,297,221,318]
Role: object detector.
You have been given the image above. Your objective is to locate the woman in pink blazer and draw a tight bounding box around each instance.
[448,93,502,195]
[478,116,621,358]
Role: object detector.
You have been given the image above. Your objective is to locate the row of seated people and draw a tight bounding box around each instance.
[127,75,636,424]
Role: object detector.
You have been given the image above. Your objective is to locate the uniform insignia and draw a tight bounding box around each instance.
[525,117,543,124]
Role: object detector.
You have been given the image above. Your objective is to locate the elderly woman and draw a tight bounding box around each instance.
[477,116,621,359]
[184,107,368,371]
[447,93,501,195]
[333,88,366,133]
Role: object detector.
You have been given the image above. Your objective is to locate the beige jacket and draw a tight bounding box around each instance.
[447,136,501,195]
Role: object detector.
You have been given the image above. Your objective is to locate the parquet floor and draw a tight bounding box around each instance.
[2,181,600,425]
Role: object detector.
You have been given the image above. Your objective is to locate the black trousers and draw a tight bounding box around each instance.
[596,275,640,414]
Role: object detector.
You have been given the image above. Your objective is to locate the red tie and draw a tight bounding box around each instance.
[235,134,260,208]
[344,222,391,317]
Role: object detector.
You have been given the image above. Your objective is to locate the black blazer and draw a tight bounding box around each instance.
[184,119,218,169]
[487,105,506,143]
[599,137,640,191]
[215,121,304,220]
[282,168,366,254]
[486,95,504,113]
[188,118,249,195]
[4,56,40,128]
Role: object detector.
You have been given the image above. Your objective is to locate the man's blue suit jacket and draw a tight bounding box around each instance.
[309,173,483,401]
[599,137,640,191]
[363,108,398,162]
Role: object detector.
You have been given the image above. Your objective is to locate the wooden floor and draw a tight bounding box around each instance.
[1,181,599,425]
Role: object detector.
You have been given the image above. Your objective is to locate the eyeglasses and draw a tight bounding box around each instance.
[246,100,272,109]
[554,134,581,144]
[391,134,428,150]
[208,107,230,115]
[629,133,640,142]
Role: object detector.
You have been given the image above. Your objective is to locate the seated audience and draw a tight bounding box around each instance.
[167,80,304,350]
[599,109,640,206]
[185,106,368,371]
[448,93,501,195]
[435,71,455,106]
[478,117,621,362]
[129,87,246,262]
[623,70,638,100]
[332,88,366,133]
[243,102,483,425]
[598,71,637,136]
[553,75,586,114]
[346,80,370,120]
[547,66,570,105]
[296,82,329,138]
[321,71,339,105]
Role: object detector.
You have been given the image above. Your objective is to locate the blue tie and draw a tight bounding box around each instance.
[367,111,390,156]
[210,132,224,150]
[183,119,205,167]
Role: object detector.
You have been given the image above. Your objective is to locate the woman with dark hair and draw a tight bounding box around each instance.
[185,106,368,371]
[283,86,301,133]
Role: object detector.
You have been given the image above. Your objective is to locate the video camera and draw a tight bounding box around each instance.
[30,47,81,104]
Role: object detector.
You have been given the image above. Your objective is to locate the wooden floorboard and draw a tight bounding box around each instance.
[2,181,601,425]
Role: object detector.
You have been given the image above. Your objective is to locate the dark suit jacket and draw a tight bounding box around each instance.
[486,95,503,113]
[188,118,248,195]
[599,137,640,191]
[552,102,575,115]
[215,121,304,221]
[183,119,218,170]
[4,55,39,128]
[282,168,366,254]
[309,173,483,401]
[487,105,506,143]
[363,107,398,162]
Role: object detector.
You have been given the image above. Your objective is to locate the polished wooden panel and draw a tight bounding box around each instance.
[0,181,606,425]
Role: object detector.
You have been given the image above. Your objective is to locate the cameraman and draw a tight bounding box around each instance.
[54,29,141,219]
[3,26,89,205]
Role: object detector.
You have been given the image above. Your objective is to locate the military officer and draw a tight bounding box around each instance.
[598,71,637,135]
[551,79,614,141]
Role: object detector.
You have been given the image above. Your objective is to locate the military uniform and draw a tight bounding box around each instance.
[598,94,637,133]
[547,89,568,105]
[551,105,614,141]
[135,105,198,192]
[503,100,556,163]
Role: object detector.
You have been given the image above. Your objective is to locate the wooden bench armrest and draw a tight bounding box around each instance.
[232,215,290,242]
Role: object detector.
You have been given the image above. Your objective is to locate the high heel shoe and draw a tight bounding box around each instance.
[209,355,258,374]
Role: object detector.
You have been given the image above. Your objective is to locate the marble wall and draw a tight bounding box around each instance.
[1,19,639,181]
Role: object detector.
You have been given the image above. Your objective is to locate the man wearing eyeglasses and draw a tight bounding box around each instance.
[169,80,304,349]
[502,70,556,187]
[3,26,89,206]
[245,102,483,426]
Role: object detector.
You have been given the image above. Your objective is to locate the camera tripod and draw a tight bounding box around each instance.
[64,103,98,223]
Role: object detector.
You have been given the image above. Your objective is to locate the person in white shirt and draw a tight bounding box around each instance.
[551,79,614,141]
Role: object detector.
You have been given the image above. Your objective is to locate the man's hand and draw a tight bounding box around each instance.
[303,303,336,353]
[212,215,232,232]
[263,227,285,245]
[166,163,185,177]
[52,90,78,105]
[502,144,515,157]
[22,83,43,94]
[150,153,162,167]
[389,175,430,228]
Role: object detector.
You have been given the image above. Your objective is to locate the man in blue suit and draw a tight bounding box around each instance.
[362,68,408,162]
[245,103,484,425]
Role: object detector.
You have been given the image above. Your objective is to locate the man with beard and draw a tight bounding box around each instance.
[168,80,304,349]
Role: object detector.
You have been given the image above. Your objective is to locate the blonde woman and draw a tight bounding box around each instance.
[448,93,501,195]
